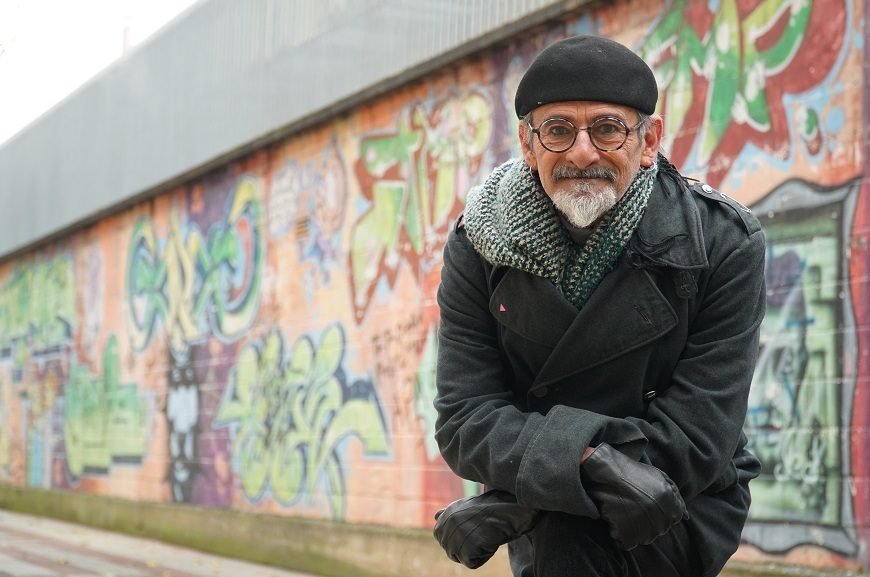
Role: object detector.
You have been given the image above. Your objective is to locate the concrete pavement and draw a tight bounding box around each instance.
[0,510,319,577]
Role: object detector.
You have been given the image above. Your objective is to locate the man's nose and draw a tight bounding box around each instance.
[563,129,601,167]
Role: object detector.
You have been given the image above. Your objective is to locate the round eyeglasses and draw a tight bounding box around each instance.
[529,116,644,153]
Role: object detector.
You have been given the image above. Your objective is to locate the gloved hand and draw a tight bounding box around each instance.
[433,489,541,569]
[581,443,687,550]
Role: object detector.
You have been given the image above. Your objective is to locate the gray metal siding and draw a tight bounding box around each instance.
[0,0,577,259]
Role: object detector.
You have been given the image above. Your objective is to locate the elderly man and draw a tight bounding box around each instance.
[432,35,765,577]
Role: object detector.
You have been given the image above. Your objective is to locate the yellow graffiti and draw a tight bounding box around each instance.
[126,179,264,357]
[214,325,390,519]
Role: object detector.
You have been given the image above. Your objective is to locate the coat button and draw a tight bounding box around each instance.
[701,184,713,193]
[643,390,657,401]
[533,387,548,398]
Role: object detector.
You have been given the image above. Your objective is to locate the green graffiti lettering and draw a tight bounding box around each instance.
[642,0,816,167]
[0,255,75,376]
[126,178,264,358]
[63,336,149,478]
[350,92,492,321]
[214,325,390,519]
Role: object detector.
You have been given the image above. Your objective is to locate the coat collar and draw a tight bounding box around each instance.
[488,175,706,389]
[628,173,709,270]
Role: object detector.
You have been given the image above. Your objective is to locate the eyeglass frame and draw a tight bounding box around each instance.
[527,115,646,153]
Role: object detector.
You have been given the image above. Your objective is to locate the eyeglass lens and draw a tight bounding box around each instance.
[537,117,629,152]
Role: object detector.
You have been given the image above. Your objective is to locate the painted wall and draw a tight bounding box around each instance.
[0,0,867,572]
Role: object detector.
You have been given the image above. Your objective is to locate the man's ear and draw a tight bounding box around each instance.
[640,116,664,167]
[518,121,538,171]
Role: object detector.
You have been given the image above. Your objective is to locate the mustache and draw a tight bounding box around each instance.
[552,165,616,182]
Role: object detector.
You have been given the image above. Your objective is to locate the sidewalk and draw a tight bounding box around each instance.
[0,510,319,577]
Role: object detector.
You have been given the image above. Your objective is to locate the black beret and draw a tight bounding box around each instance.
[514,35,658,118]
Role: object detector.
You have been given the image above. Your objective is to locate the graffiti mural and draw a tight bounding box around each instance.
[166,352,200,502]
[349,91,493,323]
[0,255,75,379]
[268,139,349,277]
[743,179,860,555]
[63,336,149,480]
[0,254,76,488]
[21,362,65,488]
[79,246,105,355]
[213,324,390,519]
[125,177,267,502]
[640,0,848,187]
[126,178,265,358]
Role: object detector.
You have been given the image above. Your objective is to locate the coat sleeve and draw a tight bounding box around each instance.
[627,226,766,498]
[434,227,646,516]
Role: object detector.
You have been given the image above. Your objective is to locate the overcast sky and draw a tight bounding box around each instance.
[0,0,200,146]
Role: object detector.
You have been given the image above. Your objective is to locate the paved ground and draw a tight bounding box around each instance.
[0,510,318,577]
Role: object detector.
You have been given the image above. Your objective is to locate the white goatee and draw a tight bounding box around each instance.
[552,183,618,228]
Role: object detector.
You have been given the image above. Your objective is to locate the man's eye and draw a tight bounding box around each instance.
[545,124,573,137]
[593,122,622,136]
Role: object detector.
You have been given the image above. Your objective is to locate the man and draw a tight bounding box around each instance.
[432,35,765,577]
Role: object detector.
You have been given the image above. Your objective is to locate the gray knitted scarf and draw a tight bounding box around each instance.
[464,158,657,310]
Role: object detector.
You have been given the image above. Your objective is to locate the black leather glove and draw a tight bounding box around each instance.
[581,443,688,550]
[433,489,541,569]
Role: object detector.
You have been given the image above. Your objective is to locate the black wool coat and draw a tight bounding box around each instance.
[434,170,766,577]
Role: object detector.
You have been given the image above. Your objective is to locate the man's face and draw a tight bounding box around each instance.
[519,101,662,227]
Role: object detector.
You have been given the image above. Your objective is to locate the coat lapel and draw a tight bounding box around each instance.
[530,260,678,390]
[489,267,577,348]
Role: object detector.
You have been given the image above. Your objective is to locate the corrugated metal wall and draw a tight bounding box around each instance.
[0,0,575,259]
